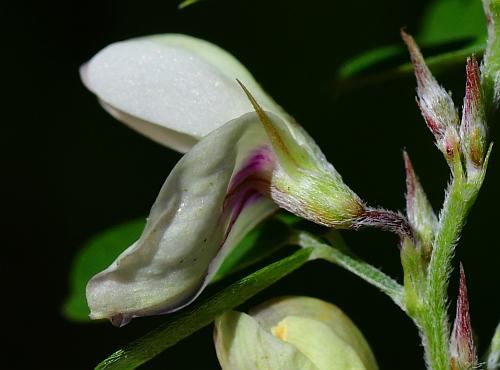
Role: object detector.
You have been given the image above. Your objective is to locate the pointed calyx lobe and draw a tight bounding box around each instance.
[450,263,476,370]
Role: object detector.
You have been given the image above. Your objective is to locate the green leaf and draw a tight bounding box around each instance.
[178,0,205,9]
[95,247,314,370]
[338,42,485,88]
[337,0,487,86]
[337,45,404,81]
[419,0,486,45]
[62,219,146,322]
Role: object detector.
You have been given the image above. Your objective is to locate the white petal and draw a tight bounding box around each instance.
[86,112,278,325]
[81,34,285,152]
[214,311,319,370]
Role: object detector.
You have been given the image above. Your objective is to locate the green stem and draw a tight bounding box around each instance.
[420,176,467,370]
[313,245,404,307]
[416,148,491,369]
[295,231,405,309]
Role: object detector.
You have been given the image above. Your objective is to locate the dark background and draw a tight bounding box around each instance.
[6,0,499,368]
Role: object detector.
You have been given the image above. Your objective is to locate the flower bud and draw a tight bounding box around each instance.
[401,31,461,163]
[214,296,378,370]
[460,57,488,176]
[450,264,477,370]
[403,150,437,256]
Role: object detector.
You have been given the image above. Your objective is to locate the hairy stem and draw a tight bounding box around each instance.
[421,176,467,369]
[415,149,490,370]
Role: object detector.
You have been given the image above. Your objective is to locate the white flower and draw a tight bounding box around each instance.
[81,35,365,326]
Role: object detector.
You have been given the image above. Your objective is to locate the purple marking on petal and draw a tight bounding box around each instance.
[222,146,275,243]
[228,145,275,191]
[223,190,263,243]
